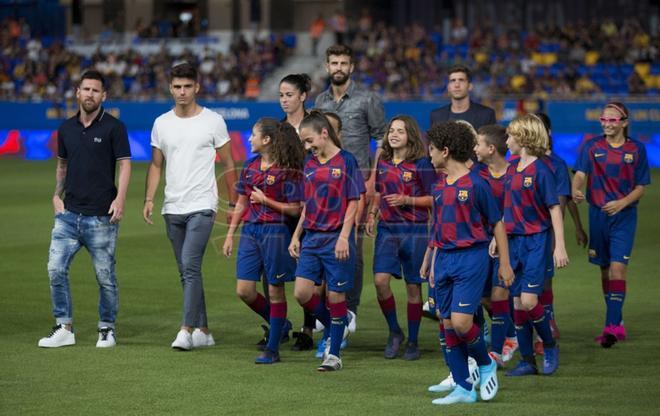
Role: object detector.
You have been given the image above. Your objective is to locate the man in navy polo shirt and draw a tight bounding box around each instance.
[38,70,131,349]
[430,65,496,130]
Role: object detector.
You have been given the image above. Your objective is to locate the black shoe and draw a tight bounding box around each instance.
[291,331,314,351]
[257,324,269,351]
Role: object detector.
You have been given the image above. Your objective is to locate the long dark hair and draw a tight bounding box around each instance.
[604,101,630,138]
[255,118,305,174]
[299,110,342,149]
[380,115,426,162]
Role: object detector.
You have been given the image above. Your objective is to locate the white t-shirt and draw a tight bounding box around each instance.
[151,107,230,214]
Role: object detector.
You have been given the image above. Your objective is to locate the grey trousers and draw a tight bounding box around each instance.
[163,210,215,328]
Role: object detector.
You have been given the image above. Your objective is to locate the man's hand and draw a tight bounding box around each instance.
[52,195,65,215]
[108,198,125,223]
[143,200,154,225]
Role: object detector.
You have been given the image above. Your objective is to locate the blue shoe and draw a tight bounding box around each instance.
[542,346,559,375]
[315,338,327,359]
[384,331,405,359]
[431,385,477,405]
[280,319,292,344]
[505,360,538,377]
[478,359,499,401]
[255,350,280,364]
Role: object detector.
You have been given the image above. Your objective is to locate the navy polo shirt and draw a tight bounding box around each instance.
[57,108,131,216]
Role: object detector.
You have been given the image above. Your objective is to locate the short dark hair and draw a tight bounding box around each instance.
[448,65,471,82]
[535,112,553,149]
[170,62,198,82]
[326,44,353,62]
[477,124,508,157]
[79,70,105,89]
[427,121,474,163]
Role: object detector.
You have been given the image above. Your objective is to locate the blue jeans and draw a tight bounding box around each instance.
[163,210,215,328]
[47,210,119,328]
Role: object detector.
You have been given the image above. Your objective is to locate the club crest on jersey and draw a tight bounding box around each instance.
[458,189,469,202]
[624,153,634,164]
[331,168,342,178]
[266,175,275,185]
[523,176,533,188]
[402,171,413,182]
[588,249,597,258]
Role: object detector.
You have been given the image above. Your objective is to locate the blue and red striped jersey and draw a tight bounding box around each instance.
[430,170,502,250]
[509,154,571,198]
[236,155,304,223]
[574,135,650,208]
[503,158,559,235]
[375,157,437,223]
[303,149,363,231]
[544,152,571,198]
[471,161,507,237]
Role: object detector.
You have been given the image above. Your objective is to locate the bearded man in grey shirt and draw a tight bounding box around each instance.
[315,44,387,332]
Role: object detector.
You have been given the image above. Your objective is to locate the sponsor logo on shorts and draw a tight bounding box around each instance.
[275,273,286,279]
[624,153,634,164]
[623,255,631,260]
[527,283,540,288]
[458,302,471,307]
[523,176,533,188]
[337,281,347,287]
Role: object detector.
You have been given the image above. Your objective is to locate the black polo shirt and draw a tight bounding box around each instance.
[57,107,131,216]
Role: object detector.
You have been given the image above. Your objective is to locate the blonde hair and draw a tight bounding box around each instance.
[506,114,549,157]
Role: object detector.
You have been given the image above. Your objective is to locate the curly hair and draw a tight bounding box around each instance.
[506,114,549,158]
[427,121,475,163]
[255,118,305,175]
[380,115,427,162]
[299,110,342,149]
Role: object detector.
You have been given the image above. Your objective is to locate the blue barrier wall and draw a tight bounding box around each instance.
[1,100,658,166]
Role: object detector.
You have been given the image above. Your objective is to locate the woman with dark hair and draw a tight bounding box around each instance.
[279,73,312,132]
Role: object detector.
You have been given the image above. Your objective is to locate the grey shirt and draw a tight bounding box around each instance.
[315,81,386,171]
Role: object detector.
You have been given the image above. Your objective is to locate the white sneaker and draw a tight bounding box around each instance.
[96,327,116,348]
[428,372,456,393]
[317,353,343,371]
[192,329,215,348]
[38,324,75,348]
[347,310,357,333]
[502,336,519,362]
[171,329,193,351]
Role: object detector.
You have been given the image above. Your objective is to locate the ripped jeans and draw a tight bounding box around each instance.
[47,210,119,328]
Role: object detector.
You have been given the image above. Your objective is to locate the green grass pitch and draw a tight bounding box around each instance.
[1,160,659,415]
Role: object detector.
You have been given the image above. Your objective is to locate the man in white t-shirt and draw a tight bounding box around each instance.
[143,62,238,350]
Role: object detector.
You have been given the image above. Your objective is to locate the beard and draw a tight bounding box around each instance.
[81,99,100,114]
[330,71,350,86]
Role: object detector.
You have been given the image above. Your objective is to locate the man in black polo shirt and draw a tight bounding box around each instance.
[430,65,496,130]
[38,70,131,349]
